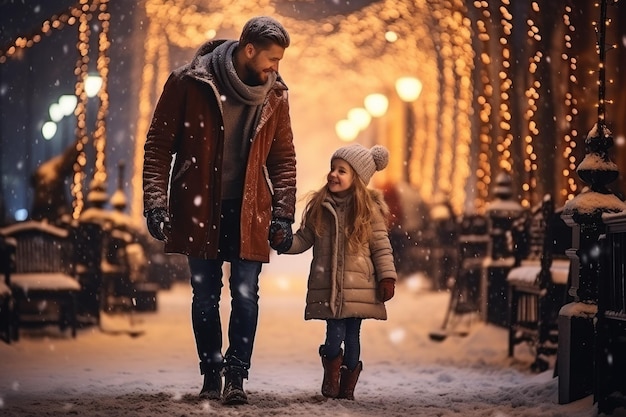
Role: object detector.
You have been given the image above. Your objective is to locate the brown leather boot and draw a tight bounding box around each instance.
[338,361,362,400]
[320,346,343,398]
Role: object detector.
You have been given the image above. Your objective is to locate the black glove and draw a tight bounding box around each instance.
[269,217,293,254]
[145,207,171,242]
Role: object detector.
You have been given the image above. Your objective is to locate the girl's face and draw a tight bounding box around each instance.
[327,158,355,196]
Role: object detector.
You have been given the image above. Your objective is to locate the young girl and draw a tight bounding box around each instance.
[272,143,397,400]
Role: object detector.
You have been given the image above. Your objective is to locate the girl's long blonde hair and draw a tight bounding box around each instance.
[299,165,386,252]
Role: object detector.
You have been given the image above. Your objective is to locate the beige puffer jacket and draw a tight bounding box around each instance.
[286,189,397,320]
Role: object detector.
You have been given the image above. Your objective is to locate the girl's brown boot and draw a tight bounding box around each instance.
[338,361,362,400]
[320,346,343,398]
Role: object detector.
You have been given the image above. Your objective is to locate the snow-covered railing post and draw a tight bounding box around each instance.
[558,123,626,404]
[596,210,626,414]
[481,172,524,326]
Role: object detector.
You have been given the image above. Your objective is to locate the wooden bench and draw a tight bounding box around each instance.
[101,226,158,313]
[429,214,489,340]
[0,220,81,340]
[506,194,571,372]
[71,218,159,322]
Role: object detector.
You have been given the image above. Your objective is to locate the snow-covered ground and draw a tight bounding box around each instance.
[0,255,608,416]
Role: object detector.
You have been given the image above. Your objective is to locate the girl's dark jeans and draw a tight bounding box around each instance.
[321,318,363,370]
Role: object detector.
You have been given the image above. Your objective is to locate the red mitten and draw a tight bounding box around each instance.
[377,278,395,302]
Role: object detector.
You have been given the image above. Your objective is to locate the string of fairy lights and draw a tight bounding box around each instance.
[71,0,91,219]
[472,1,494,212]
[432,3,458,202]
[450,5,474,215]
[522,2,542,208]
[93,0,111,198]
[70,0,110,219]
[497,0,514,175]
[561,4,579,202]
[592,1,619,134]
[443,0,473,212]
[0,4,80,64]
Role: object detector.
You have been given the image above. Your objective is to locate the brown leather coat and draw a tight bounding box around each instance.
[143,40,296,262]
[286,190,397,320]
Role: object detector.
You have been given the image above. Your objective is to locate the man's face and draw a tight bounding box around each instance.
[242,43,285,85]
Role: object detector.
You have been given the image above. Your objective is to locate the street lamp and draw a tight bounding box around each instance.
[395,76,422,182]
[364,93,389,118]
[42,121,57,140]
[395,76,422,102]
[85,74,103,98]
[335,119,359,142]
[49,103,64,122]
[347,107,371,132]
[58,94,78,116]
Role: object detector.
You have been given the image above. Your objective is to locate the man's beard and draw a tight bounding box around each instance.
[244,63,266,86]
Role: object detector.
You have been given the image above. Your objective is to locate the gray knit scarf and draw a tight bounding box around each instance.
[209,40,276,199]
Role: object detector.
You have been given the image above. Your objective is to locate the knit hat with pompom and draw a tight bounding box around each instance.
[332,143,390,185]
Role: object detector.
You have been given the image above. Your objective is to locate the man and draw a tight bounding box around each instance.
[143,16,296,405]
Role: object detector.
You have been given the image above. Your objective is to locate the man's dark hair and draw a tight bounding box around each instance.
[239,16,290,50]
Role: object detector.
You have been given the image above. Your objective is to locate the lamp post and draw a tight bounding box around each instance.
[395,76,422,183]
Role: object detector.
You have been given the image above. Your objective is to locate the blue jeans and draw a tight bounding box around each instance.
[321,318,363,370]
[189,257,262,375]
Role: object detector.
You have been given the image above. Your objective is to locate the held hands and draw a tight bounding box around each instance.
[269,217,293,254]
[145,207,171,242]
[377,278,395,302]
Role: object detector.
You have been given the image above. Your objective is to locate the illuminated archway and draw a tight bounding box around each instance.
[130,0,475,223]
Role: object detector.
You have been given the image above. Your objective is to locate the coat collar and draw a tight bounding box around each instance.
[323,189,390,219]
